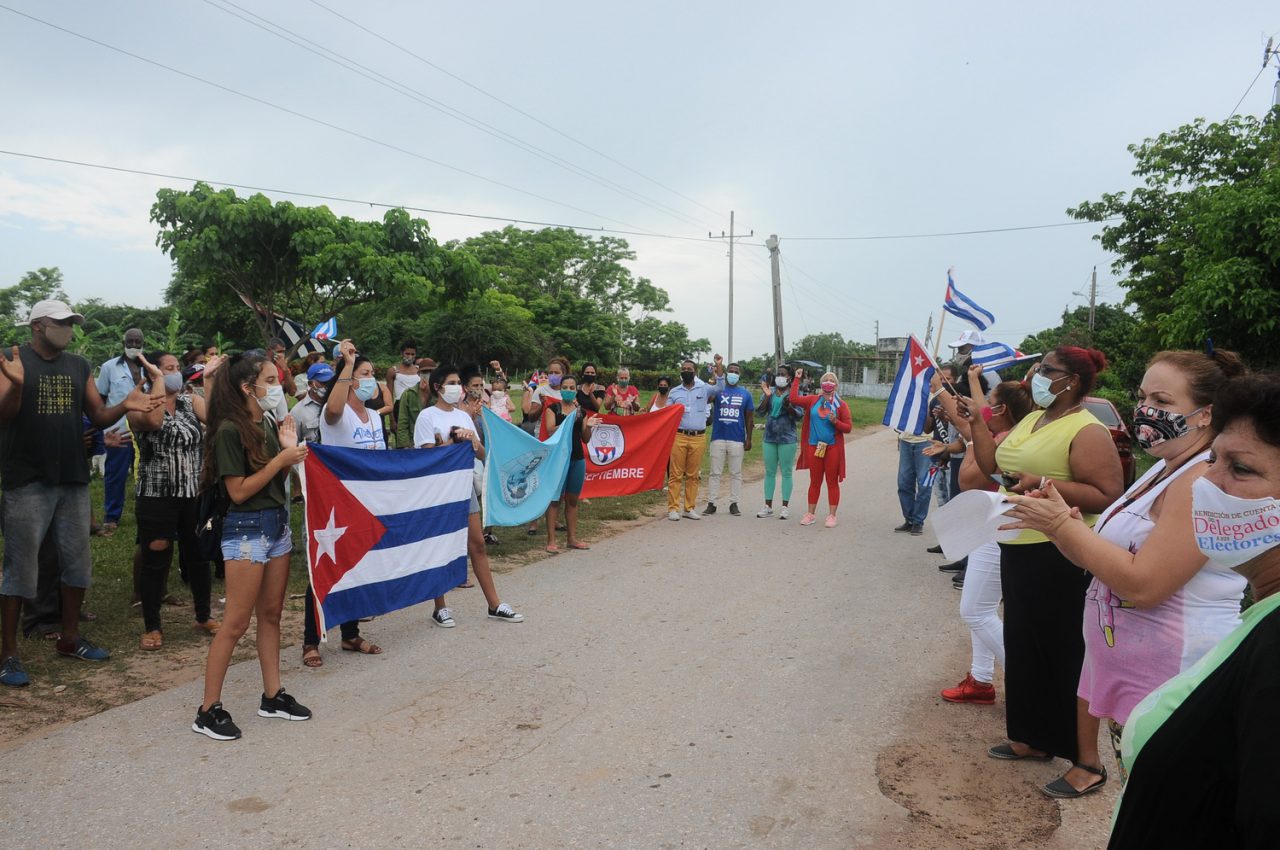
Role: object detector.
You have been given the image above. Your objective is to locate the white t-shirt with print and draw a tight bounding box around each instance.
[319,402,385,450]
[414,405,475,447]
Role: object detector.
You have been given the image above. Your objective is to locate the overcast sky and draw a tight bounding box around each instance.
[1,1,1276,360]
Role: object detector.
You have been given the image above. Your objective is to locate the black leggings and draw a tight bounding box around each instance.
[136,495,212,632]
[303,584,359,645]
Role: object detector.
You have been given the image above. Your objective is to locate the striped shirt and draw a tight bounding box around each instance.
[135,394,203,498]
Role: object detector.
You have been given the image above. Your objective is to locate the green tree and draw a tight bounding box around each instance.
[1070,113,1280,366]
[152,183,468,349]
[786,332,877,372]
[1018,302,1146,415]
[627,316,710,369]
[0,268,68,340]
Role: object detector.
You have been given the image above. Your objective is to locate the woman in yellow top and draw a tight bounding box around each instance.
[977,347,1124,766]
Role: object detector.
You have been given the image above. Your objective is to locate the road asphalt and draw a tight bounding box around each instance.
[0,429,1116,848]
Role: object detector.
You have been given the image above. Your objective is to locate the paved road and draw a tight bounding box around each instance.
[0,430,1113,848]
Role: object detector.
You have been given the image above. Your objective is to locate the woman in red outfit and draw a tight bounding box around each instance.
[790,369,853,527]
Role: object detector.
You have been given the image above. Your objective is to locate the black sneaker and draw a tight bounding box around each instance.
[953,569,967,589]
[909,524,925,536]
[939,557,967,573]
[488,603,524,623]
[192,702,242,740]
[729,502,741,516]
[926,544,943,554]
[704,502,717,515]
[258,688,312,721]
[894,522,913,533]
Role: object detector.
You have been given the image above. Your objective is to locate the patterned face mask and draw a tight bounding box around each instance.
[1133,404,1204,450]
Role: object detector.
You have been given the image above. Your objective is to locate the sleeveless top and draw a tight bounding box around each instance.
[135,394,203,499]
[392,371,420,401]
[995,407,1103,545]
[1079,451,1246,724]
[319,401,385,450]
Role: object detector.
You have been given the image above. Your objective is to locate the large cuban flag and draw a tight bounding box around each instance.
[943,271,996,331]
[481,405,576,527]
[303,442,472,634]
[883,335,937,435]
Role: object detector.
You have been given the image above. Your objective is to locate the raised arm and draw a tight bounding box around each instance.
[0,346,24,423]
[127,355,167,432]
[324,339,356,425]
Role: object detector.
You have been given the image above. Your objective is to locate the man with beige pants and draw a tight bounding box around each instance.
[666,356,724,520]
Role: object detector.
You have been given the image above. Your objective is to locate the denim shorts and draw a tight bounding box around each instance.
[220,507,292,564]
[1,482,93,598]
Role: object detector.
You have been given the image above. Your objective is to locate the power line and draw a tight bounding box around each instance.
[304,0,726,221]
[777,219,1116,241]
[0,3,654,233]
[200,0,710,230]
[0,149,718,243]
[1228,64,1268,118]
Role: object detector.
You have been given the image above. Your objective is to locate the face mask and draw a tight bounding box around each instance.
[42,324,74,350]
[355,377,379,401]
[657,386,669,395]
[618,378,630,387]
[402,355,415,366]
[548,374,563,388]
[560,389,577,403]
[775,376,788,388]
[440,384,464,405]
[124,346,143,360]
[821,381,837,394]
[311,384,328,400]
[681,371,695,385]
[257,384,284,412]
[583,374,596,383]
[1133,404,1204,450]
[1191,477,1280,570]
[1030,372,1064,409]
[163,372,184,393]
[726,373,740,386]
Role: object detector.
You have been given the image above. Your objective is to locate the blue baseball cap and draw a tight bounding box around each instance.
[307,363,335,382]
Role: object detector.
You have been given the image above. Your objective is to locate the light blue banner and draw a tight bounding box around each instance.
[480,406,576,527]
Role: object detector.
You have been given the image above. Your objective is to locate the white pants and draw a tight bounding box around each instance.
[960,542,1005,684]
[706,439,745,506]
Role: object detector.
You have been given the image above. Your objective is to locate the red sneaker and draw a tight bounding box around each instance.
[941,674,996,705]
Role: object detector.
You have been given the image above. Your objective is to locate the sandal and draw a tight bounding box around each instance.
[568,542,590,550]
[456,580,474,588]
[341,637,383,655]
[545,545,561,554]
[987,743,1054,762]
[140,631,163,651]
[302,645,323,668]
[1043,764,1107,799]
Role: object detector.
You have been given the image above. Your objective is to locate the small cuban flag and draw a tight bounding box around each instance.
[883,335,937,435]
[311,316,338,341]
[943,271,996,331]
[970,341,1041,373]
[303,442,471,634]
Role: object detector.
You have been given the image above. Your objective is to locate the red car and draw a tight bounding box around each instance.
[1083,396,1136,489]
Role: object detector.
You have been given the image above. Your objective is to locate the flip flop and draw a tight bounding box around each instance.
[568,542,590,550]
[341,637,383,655]
[545,545,561,554]
[302,645,324,668]
[140,631,163,651]
[456,580,474,588]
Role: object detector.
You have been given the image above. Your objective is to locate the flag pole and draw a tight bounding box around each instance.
[932,308,947,362]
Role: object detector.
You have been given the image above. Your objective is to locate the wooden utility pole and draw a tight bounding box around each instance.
[766,235,785,367]
[709,211,752,363]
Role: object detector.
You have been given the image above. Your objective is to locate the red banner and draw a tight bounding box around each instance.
[582,404,684,498]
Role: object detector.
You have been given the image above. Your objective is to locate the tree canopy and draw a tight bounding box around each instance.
[1070,113,1280,366]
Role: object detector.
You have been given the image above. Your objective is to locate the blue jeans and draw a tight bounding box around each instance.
[1,482,93,598]
[897,440,934,525]
[103,442,134,524]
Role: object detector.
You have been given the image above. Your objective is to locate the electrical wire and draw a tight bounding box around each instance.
[304,0,726,221]
[776,219,1116,241]
[0,3,655,233]
[200,0,711,230]
[0,149,718,243]
[1228,64,1269,118]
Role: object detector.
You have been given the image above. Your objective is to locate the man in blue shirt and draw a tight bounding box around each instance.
[704,361,754,516]
[94,327,145,533]
[665,356,724,521]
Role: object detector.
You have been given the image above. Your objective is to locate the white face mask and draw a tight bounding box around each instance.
[1030,372,1065,409]
[440,384,464,405]
[1191,477,1280,570]
[257,383,284,413]
[124,346,143,360]
[774,376,788,388]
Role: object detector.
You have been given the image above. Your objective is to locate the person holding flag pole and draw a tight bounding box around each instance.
[886,336,940,536]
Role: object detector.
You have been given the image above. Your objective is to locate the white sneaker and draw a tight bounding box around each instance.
[682,510,701,520]
[779,506,790,520]
[667,511,681,521]
[756,507,774,518]
[431,607,456,628]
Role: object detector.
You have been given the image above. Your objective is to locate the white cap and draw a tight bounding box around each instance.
[22,299,84,327]
[947,329,987,348]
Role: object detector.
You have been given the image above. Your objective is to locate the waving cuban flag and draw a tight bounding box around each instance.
[310,317,338,341]
[303,442,471,633]
[970,341,1041,373]
[943,271,996,330]
[883,335,937,435]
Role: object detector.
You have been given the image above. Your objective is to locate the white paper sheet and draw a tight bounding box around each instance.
[930,490,1022,561]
